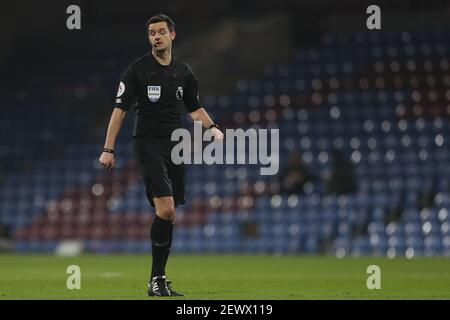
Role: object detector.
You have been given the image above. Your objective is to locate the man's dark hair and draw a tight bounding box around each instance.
[146,14,175,32]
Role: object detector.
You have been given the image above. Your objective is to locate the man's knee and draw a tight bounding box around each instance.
[159,205,175,220]
[154,197,175,220]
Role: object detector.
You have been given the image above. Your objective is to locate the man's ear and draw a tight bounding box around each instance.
[171,31,176,41]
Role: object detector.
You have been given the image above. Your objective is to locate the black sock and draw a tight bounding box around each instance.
[150,215,172,279]
[163,223,173,271]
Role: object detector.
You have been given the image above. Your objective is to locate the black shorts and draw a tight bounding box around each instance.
[133,136,186,207]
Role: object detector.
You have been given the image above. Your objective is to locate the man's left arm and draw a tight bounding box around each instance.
[183,64,224,140]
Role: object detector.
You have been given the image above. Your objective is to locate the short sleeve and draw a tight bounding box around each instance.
[114,64,137,111]
[183,64,202,113]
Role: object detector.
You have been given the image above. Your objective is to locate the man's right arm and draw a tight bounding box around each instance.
[99,107,127,169]
[104,107,127,150]
[100,62,136,169]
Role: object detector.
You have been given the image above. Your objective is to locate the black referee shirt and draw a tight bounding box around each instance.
[114,53,202,137]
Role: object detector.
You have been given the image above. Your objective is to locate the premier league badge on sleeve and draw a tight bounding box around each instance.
[147,86,161,102]
[176,86,184,101]
[117,81,125,97]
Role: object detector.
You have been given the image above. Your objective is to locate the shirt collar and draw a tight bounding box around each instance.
[149,52,173,67]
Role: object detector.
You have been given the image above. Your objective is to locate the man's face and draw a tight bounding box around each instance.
[148,21,175,52]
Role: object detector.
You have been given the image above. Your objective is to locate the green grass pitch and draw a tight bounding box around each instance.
[0,254,449,299]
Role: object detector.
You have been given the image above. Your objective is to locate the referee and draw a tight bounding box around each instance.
[99,14,224,297]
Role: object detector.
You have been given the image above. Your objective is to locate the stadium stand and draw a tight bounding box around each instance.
[1,28,449,257]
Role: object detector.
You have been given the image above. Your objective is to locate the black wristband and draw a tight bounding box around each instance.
[208,124,219,130]
[103,148,114,154]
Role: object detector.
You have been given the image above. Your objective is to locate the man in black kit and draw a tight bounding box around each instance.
[99,14,224,297]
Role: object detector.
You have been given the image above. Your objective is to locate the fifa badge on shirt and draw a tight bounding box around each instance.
[176,86,184,101]
[147,86,161,102]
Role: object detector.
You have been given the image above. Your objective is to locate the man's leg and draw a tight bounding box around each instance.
[150,196,175,279]
[163,216,175,270]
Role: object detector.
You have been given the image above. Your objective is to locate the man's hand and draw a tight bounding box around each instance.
[99,152,115,169]
[189,108,224,140]
[210,127,224,141]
